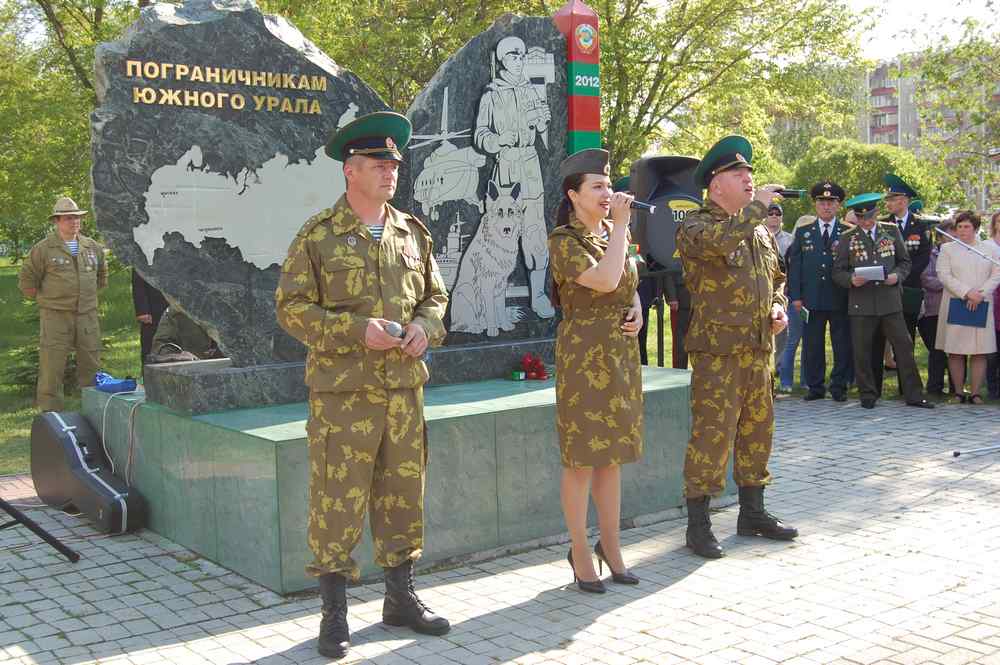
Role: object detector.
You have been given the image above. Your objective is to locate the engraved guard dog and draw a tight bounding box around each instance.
[449,181,525,336]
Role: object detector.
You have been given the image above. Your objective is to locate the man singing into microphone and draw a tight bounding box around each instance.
[675,135,798,559]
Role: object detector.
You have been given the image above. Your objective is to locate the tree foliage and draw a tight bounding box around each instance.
[0,1,138,258]
[783,137,961,224]
[597,0,869,175]
[914,18,1000,209]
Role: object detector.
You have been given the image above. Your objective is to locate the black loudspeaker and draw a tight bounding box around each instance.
[629,156,703,270]
[30,412,145,535]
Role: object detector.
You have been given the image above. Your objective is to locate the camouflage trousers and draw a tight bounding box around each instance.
[684,350,773,498]
[306,387,426,581]
[37,308,101,412]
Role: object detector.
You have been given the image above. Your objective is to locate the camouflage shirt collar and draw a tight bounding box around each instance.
[328,195,409,236]
[384,204,412,235]
[568,211,610,240]
[705,199,732,221]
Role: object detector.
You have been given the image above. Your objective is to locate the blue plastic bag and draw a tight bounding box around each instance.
[94,371,137,394]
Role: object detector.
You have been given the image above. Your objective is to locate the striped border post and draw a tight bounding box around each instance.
[553,0,600,154]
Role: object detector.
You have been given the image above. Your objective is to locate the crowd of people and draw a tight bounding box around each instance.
[17,112,997,661]
[642,176,1000,408]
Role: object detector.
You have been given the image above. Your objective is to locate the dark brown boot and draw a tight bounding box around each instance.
[382,560,450,635]
[686,496,724,559]
[317,573,349,659]
[737,486,798,540]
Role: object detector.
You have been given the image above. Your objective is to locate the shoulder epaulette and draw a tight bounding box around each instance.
[295,207,336,237]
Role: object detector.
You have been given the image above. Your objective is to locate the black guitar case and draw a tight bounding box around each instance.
[30,411,146,534]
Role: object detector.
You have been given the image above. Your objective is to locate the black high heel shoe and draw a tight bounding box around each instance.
[567,549,606,594]
[594,541,639,585]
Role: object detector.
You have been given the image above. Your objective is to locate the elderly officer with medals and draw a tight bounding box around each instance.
[275,112,450,660]
[787,182,853,402]
[832,193,934,410]
[874,174,933,393]
[676,135,799,560]
[18,197,107,412]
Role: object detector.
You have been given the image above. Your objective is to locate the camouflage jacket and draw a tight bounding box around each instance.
[18,231,107,313]
[675,200,786,353]
[275,195,448,392]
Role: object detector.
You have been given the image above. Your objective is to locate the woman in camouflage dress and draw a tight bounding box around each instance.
[548,149,644,593]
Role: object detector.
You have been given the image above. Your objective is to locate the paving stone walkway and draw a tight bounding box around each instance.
[2,397,999,664]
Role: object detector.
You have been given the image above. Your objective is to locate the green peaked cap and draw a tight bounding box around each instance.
[325,111,412,162]
[612,176,631,193]
[883,173,918,199]
[844,192,884,214]
[693,135,753,189]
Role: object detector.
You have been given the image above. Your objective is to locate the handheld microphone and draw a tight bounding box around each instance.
[630,200,656,213]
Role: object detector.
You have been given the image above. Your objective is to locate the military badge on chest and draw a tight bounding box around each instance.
[877,237,894,258]
[905,233,921,253]
[802,231,816,253]
[849,235,869,263]
[726,245,746,267]
[402,236,422,270]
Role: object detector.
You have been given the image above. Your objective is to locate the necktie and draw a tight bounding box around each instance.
[822,224,830,248]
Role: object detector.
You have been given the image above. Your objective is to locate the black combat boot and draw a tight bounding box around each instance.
[382,560,451,635]
[686,496,724,559]
[317,573,350,659]
[736,486,799,540]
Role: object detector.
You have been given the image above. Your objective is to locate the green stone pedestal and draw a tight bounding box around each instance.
[85,367,701,594]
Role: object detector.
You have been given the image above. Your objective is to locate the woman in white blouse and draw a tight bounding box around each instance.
[936,211,1000,403]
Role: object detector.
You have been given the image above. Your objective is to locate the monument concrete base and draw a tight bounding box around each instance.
[142,339,556,415]
[86,367,718,595]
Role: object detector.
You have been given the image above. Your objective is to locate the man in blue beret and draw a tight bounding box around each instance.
[832,193,933,409]
[787,181,853,402]
[276,112,451,659]
[676,135,798,559]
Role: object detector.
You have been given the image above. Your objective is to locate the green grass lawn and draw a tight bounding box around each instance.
[0,257,142,475]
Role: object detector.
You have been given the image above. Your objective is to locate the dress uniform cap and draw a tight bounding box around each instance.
[883,173,918,199]
[559,148,610,183]
[325,111,411,162]
[693,135,754,189]
[844,192,883,217]
[810,181,845,201]
[612,176,631,193]
[908,198,924,214]
[49,196,87,219]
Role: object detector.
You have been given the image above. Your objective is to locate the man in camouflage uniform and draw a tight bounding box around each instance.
[676,135,799,559]
[275,112,449,660]
[18,197,107,412]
